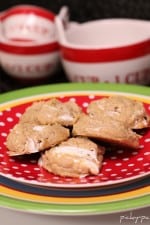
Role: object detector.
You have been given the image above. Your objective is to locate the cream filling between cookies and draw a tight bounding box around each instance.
[54,146,97,160]
[26,138,39,153]
[33,125,44,131]
[52,146,99,175]
[58,114,73,121]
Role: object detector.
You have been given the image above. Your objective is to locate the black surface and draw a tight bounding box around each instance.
[1,0,150,21]
[0,66,69,94]
[0,0,150,93]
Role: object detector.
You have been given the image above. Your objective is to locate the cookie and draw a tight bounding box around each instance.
[72,114,140,149]
[87,95,150,130]
[19,101,44,124]
[6,123,70,156]
[20,98,82,127]
[40,137,105,177]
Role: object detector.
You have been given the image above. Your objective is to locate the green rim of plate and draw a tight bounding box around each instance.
[0,194,149,215]
[0,83,150,104]
[0,82,150,215]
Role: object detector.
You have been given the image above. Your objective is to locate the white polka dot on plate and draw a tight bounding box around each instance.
[33,167,40,171]
[24,170,31,173]
[0,112,3,116]
[6,117,13,122]
[3,167,10,171]
[144,138,150,143]
[105,168,112,172]
[128,163,135,167]
[29,160,37,163]
[121,169,128,172]
[110,156,117,160]
[122,158,129,161]
[126,172,133,176]
[144,152,150,156]
[52,176,60,180]
[98,173,103,177]
[131,151,138,155]
[1,132,7,137]
[16,113,22,118]
[134,168,140,171]
[69,98,76,102]
[115,163,122,166]
[37,173,44,177]
[12,166,19,169]
[110,174,117,177]
[55,180,63,184]
[9,158,15,162]
[64,178,72,182]
[15,171,22,175]
[139,145,144,149]
[88,95,95,99]
[1,161,7,165]
[0,122,5,126]
[27,175,35,179]
[82,102,89,108]
[88,176,96,180]
[115,176,123,180]
[137,157,144,161]
[93,179,102,183]
[20,164,28,167]
[139,171,145,174]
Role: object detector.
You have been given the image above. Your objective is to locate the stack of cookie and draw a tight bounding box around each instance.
[6,96,150,178]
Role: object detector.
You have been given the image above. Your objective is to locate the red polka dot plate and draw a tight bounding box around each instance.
[0,83,150,188]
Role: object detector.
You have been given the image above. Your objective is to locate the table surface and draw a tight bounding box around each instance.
[0,207,150,225]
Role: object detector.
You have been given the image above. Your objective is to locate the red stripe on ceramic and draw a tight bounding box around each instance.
[60,40,150,62]
[1,42,59,54]
[0,5,55,22]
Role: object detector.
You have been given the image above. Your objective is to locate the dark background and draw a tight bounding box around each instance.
[1,0,150,22]
[0,0,150,93]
